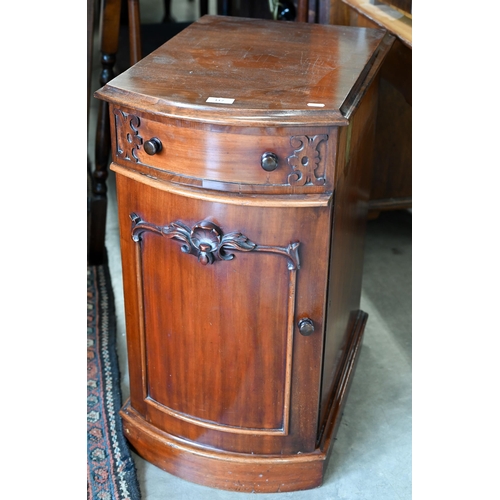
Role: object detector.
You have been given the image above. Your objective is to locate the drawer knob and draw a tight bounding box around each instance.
[261,152,279,171]
[144,137,162,155]
[298,318,315,336]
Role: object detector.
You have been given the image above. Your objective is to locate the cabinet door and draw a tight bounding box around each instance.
[116,170,331,454]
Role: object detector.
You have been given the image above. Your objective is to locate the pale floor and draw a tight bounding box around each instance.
[89,1,412,498]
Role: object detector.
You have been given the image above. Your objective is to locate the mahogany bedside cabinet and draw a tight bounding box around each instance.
[95,15,393,493]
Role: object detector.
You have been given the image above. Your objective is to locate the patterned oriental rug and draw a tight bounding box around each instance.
[87,262,141,500]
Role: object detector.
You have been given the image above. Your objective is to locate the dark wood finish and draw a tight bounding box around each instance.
[88,0,96,252]
[110,107,335,193]
[130,213,301,268]
[87,0,94,123]
[217,0,231,16]
[88,0,143,265]
[369,39,411,213]
[126,0,142,65]
[297,0,309,21]
[314,0,350,25]
[330,0,412,215]
[199,0,208,16]
[163,0,172,22]
[95,16,393,492]
[319,76,378,431]
[373,0,411,17]
[88,0,123,264]
[96,16,388,126]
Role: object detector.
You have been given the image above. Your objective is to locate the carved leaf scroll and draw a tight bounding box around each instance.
[130,213,300,270]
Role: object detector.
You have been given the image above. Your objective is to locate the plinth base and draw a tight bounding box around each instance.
[120,311,367,493]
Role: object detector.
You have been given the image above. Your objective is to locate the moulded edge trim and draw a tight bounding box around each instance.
[111,163,332,207]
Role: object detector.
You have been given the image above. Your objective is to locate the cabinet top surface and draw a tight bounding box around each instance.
[96,15,390,126]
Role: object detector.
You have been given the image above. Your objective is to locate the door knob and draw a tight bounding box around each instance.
[298,318,315,336]
[144,137,162,155]
[261,152,279,171]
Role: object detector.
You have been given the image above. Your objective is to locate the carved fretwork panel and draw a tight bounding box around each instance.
[287,135,328,186]
[114,110,143,161]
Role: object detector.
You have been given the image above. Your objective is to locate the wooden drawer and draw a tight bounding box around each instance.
[111,106,336,194]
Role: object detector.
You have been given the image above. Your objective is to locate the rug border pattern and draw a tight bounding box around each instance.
[88,263,141,500]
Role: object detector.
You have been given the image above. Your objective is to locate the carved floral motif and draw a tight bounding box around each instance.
[287,135,328,186]
[114,110,143,161]
[130,213,300,270]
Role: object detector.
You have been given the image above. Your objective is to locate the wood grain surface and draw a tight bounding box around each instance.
[96,14,393,492]
[95,15,391,126]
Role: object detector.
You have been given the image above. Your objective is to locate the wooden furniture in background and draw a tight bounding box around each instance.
[373,0,411,18]
[328,0,412,215]
[96,15,393,492]
[88,0,143,264]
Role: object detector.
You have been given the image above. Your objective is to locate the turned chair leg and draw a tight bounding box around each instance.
[88,0,142,265]
[200,0,208,16]
[127,0,142,65]
[297,0,309,22]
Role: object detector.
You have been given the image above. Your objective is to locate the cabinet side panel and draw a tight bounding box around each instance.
[319,81,378,433]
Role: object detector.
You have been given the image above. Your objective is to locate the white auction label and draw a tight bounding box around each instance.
[206,97,235,104]
[307,103,325,107]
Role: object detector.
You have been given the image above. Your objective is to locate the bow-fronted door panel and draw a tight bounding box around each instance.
[116,171,331,455]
